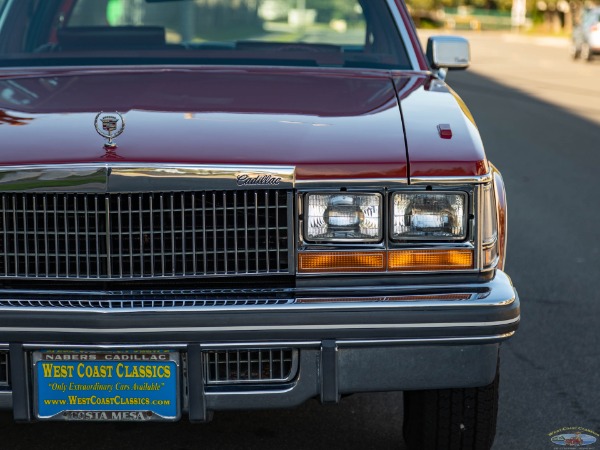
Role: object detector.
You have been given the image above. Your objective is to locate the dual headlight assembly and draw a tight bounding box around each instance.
[300,188,498,273]
[304,192,467,243]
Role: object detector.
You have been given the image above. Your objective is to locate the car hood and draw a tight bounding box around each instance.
[393,75,488,178]
[0,67,486,181]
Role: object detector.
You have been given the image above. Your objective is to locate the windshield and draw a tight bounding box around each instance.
[0,0,411,69]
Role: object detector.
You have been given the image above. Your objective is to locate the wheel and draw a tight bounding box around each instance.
[581,43,593,62]
[570,42,581,60]
[403,370,499,450]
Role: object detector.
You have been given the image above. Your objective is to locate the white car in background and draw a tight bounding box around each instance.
[572,7,600,61]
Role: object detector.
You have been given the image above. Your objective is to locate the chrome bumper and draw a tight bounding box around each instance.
[0,271,518,342]
[0,270,519,421]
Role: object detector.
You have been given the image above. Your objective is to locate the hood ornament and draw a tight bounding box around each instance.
[95,112,125,150]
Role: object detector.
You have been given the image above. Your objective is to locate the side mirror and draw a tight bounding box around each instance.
[426,36,470,70]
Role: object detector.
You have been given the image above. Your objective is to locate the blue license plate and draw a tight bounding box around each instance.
[34,350,179,421]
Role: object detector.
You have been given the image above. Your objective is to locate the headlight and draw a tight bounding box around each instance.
[392,192,466,240]
[305,193,382,242]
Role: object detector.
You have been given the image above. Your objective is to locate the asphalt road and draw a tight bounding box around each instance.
[1,32,599,449]
[444,31,600,449]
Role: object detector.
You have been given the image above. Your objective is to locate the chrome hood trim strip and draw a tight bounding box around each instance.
[410,172,493,185]
[0,164,295,192]
[0,163,494,190]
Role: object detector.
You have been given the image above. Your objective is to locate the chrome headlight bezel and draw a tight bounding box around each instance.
[480,182,500,269]
[390,191,469,242]
[303,192,383,243]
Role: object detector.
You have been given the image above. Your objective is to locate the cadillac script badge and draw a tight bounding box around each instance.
[94,112,125,150]
[236,174,282,186]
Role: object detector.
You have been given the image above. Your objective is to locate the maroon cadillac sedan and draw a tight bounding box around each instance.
[0,1,519,449]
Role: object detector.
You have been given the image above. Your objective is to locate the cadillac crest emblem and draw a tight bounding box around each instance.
[94,112,125,150]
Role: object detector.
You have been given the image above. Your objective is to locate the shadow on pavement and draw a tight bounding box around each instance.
[448,70,600,450]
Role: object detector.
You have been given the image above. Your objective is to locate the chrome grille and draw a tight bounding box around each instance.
[205,348,298,384]
[0,351,8,388]
[0,191,290,279]
[0,290,294,309]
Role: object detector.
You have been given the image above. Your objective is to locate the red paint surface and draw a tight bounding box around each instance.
[394,76,488,177]
[0,67,408,180]
[0,66,488,180]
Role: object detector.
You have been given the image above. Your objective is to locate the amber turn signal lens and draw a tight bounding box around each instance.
[298,251,385,273]
[388,249,473,271]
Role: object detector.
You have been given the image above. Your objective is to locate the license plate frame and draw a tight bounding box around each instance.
[32,350,180,422]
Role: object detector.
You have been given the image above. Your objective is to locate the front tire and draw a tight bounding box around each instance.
[402,371,499,450]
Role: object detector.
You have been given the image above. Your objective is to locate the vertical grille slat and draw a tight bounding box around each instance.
[117,195,124,278]
[12,197,19,275]
[170,193,176,276]
[105,196,112,279]
[84,196,90,278]
[63,197,70,277]
[149,195,155,277]
[0,190,289,279]
[74,196,80,278]
[254,191,259,274]
[275,192,280,270]
[94,196,100,278]
[233,192,239,274]
[212,192,217,274]
[22,196,29,276]
[159,194,166,276]
[54,195,60,277]
[243,191,249,274]
[2,195,8,277]
[225,352,230,383]
[223,192,228,274]
[180,192,186,276]
[128,195,134,278]
[201,192,207,276]
[42,195,51,277]
[32,195,39,276]
[191,193,196,275]
[139,194,145,278]
[265,191,269,273]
